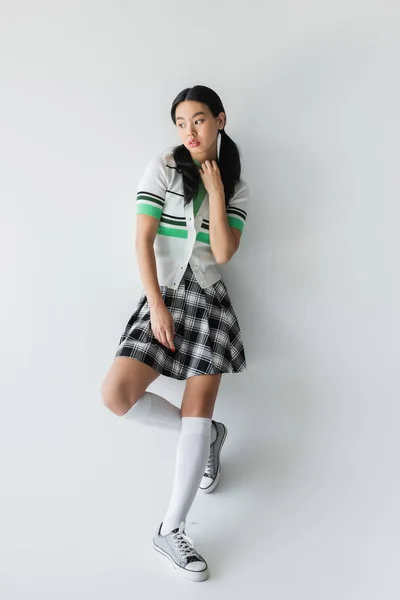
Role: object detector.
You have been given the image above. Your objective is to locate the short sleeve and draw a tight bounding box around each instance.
[136,154,168,220]
[227,179,249,233]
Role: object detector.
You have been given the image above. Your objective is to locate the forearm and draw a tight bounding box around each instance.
[208,192,236,264]
[135,240,165,309]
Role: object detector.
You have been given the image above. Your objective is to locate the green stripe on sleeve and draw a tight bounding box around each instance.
[227,216,244,232]
[137,204,162,219]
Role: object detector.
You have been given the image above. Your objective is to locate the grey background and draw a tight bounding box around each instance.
[1,1,399,598]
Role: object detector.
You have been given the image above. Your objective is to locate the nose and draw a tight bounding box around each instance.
[187,125,196,137]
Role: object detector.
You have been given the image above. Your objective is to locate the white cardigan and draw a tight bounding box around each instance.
[136,147,249,290]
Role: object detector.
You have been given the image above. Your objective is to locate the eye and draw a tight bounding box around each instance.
[195,119,204,125]
[178,123,186,128]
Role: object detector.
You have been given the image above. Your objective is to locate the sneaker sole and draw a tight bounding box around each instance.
[199,424,228,494]
[153,542,209,582]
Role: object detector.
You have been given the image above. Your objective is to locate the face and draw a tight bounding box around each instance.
[174,100,225,160]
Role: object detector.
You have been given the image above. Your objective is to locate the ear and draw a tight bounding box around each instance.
[217,112,226,130]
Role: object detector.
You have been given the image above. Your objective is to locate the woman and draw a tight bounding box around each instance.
[101,85,249,582]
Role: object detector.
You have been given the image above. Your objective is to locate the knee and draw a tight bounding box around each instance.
[101,379,137,417]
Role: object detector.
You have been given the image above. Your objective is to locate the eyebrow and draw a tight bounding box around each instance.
[175,111,206,121]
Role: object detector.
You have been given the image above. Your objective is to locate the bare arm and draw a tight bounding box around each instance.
[135,214,175,351]
[208,190,242,264]
[135,214,164,308]
[200,160,242,264]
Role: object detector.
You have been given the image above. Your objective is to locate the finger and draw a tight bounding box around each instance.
[156,327,166,346]
[162,335,172,350]
[165,328,175,351]
[154,330,164,346]
[161,326,174,351]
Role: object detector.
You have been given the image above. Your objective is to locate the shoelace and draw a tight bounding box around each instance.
[171,523,199,560]
[204,442,216,477]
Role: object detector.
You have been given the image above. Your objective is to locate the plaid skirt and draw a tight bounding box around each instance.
[115,264,247,380]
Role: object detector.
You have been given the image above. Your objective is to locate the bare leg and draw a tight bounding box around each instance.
[181,373,222,418]
[101,357,160,416]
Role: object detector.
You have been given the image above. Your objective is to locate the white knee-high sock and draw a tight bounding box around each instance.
[122,391,181,431]
[161,417,211,535]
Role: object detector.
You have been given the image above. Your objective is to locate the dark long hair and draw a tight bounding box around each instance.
[170,85,241,208]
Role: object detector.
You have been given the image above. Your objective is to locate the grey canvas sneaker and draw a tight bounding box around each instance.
[199,420,228,493]
[153,522,209,582]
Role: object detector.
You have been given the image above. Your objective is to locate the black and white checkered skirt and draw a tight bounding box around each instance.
[115,264,247,380]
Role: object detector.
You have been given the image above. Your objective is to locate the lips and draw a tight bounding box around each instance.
[188,141,200,147]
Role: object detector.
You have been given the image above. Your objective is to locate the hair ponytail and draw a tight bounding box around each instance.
[218,128,241,207]
[171,86,241,207]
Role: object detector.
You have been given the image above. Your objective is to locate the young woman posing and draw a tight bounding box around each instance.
[101,85,249,582]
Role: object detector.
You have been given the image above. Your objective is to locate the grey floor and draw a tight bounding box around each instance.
[2,375,398,600]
